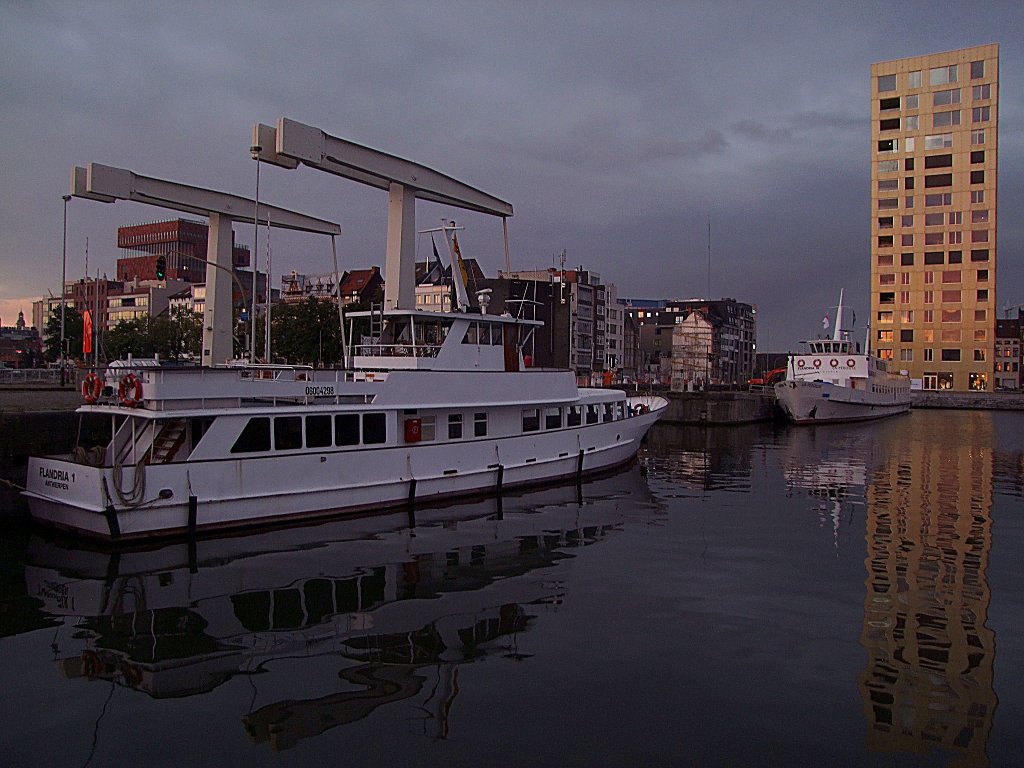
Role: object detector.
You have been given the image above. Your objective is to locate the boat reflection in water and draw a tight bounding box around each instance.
[859,412,996,765]
[781,423,872,551]
[26,465,658,750]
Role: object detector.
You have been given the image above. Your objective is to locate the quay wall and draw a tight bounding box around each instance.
[657,390,776,425]
[910,390,1024,410]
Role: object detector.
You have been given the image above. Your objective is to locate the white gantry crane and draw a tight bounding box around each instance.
[69,163,340,366]
[250,118,514,313]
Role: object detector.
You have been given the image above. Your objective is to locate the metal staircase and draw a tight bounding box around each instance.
[148,419,187,464]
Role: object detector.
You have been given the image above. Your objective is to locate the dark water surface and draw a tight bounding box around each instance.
[2,410,1022,767]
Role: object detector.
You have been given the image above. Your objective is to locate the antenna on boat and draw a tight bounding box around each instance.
[331,234,348,368]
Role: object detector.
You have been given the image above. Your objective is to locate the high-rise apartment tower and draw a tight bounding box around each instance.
[871,44,998,391]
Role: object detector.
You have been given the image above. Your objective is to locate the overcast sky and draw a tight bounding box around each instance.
[1,1,1021,349]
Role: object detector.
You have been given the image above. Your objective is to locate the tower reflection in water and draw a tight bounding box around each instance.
[860,412,996,765]
[26,467,656,751]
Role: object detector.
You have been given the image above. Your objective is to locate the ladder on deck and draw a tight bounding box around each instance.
[148,419,187,464]
[369,302,384,343]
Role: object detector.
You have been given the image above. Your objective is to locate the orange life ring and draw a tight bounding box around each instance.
[846,358,856,368]
[813,359,822,369]
[797,359,806,368]
[81,372,102,404]
[119,373,143,407]
[830,358,839,368]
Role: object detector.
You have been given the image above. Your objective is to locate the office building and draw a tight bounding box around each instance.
[871,44,999,391]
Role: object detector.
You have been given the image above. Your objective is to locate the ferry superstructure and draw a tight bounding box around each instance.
[774,292,911,424]
[24,121,666,540]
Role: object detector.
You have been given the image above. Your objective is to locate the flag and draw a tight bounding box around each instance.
[82,309,93,355]
[453,233,470,287]
[822,314,829,330]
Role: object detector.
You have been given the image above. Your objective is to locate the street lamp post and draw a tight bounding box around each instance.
[170,250,250,358]
[60,194,71,386]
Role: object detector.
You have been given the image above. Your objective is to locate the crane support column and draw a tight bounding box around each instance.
[203,213,234,365]
[384,183,416,311]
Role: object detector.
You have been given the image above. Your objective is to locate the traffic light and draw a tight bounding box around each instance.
[155,255,166,280]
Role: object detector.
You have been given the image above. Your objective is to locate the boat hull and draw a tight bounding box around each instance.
[25,399,666,541]
[774,380,910,424]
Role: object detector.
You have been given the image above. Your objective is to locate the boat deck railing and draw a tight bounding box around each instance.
[351,343,442,358]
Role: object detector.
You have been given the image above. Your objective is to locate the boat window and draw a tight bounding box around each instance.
[474,412,487,437]
[586,405,599,424]
[491,325,503,345]
[463,323,479,345]
[604,403,614,422]
[448,413,463,440]
[544,407,561,430]
[420,414,436,441]
[522,408,540,432]
[335,414,360,446]
[306,415,332,448]
[274,417,303,450]
[567,406,583,427]
[231,417,271,453]
[363,413,387,444]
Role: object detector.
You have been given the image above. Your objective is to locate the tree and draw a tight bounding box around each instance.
[43,305,83,362]
[103,308,202,361]
[105,317,154,361]
[269,298,346,366]
[151,307,202,360]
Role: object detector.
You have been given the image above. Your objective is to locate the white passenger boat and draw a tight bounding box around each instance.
[24,129,667,541]
[774,292,911,424]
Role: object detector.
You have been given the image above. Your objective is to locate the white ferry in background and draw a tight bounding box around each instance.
[774,292,911,424]
[23,124,667,541]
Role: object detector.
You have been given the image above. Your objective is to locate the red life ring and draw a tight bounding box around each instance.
[830,358,839,368]
[119,373,143,407]
[846,358,856,368]
[797,359,806,368]
[813,359,822,368]
[81,372,102,404]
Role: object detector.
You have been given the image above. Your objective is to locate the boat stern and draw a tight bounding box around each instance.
[23,456,111,536]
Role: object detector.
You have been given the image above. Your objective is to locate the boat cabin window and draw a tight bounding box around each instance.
[586,405,600,424]
[448,413,463,440]
[306,415,332,448]
[462,321,503,345]
[522,408,540,432]
[363,413,386,444]
[567,406,583,427]
[335,414,359,446]
[274,417,303,451]
[544,407,562,430]
[604,404,614,422]
[474,412,487,437]
[231,417,271,453]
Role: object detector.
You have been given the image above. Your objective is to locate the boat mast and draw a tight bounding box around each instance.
[834,289,844,343]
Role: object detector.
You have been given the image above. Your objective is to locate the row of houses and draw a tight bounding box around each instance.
[29,218,762,385]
